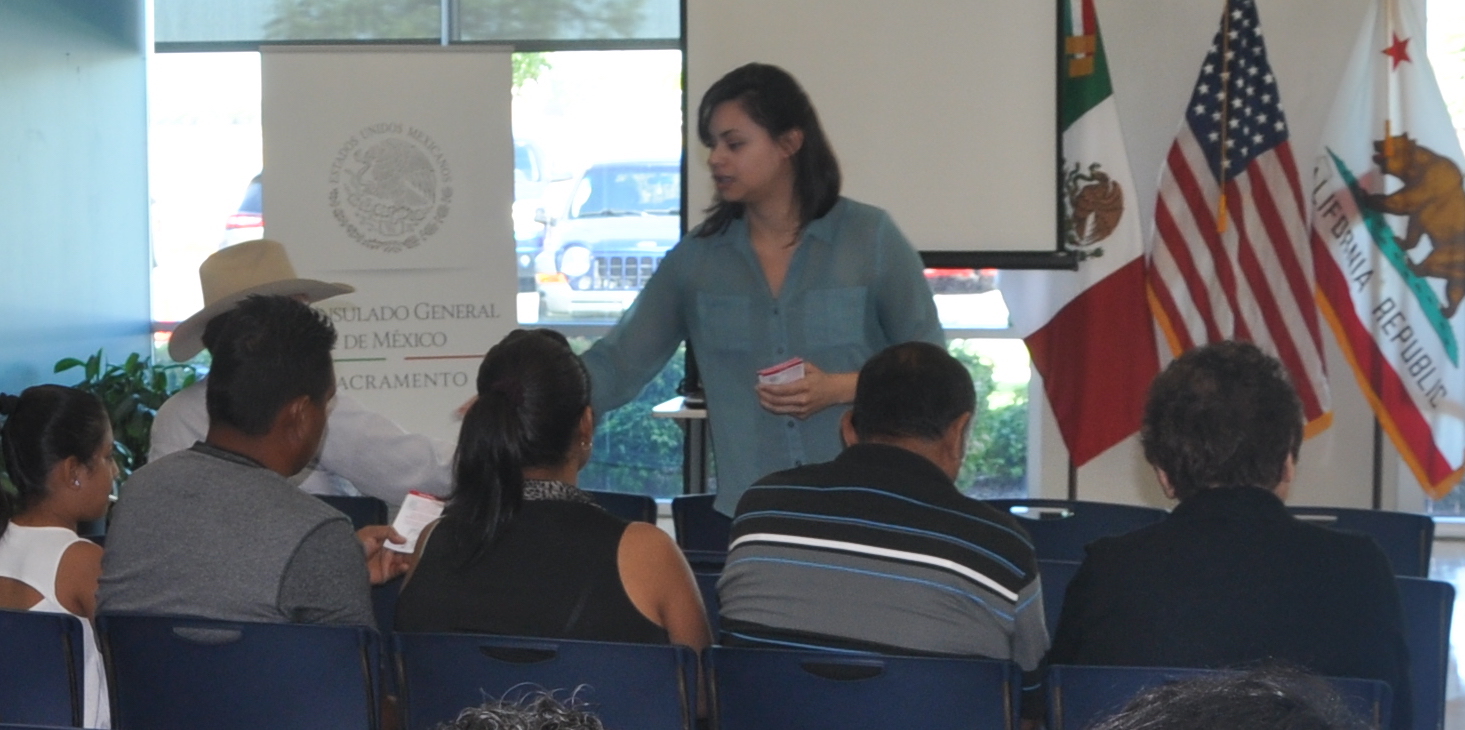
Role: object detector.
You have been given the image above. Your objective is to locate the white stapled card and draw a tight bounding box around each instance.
[758,357,805,385]
[387,490,446,553]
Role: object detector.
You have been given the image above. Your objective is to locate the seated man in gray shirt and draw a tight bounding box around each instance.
[99,295,405,626]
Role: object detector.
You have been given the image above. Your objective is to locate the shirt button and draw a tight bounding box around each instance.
[776,347,785,355]
[794,460,804,466]
[786,421,796,429]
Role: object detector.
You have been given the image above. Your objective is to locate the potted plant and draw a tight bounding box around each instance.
[54,349,196,479]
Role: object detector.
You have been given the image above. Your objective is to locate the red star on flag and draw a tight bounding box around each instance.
[1383,32,1411,69]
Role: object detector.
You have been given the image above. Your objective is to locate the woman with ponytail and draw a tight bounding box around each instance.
[395,330,710,651]
[0,385,115,728]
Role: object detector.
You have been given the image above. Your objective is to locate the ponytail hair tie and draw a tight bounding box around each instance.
[489,378,525,407]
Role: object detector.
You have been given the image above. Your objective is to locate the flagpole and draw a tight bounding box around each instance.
[1216,0,1233,233]
[1372,418,1384,509]
[1067,457,1078,501]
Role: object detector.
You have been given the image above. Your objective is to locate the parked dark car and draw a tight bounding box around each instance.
[220,173,264,248]
[534,160,680,318]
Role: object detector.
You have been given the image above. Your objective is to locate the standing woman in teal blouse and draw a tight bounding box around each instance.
[582,63,943,516]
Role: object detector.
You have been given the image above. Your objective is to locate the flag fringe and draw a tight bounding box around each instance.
[1315,287,1464,498]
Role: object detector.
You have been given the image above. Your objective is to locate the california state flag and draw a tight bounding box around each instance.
[1312,0,1465,497]
[1006,0,1158,467]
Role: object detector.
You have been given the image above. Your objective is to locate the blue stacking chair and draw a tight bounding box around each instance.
[97,613,381,730]
[710,645,1021,730]
[694,571,721,638]
[586,490,657,523]
[1045,665,1393,730]
[986,499,1168,562]
[671,494,731,552]
[1038,559,1081,636]
[394,632,698,730]
[316,495,390,529]
[1396,576,1454,730]
[1287,507,1434,577]
[681,549,727,573]
[0,609,86,727]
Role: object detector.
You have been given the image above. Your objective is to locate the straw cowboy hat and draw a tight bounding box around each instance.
[169,239,354,362]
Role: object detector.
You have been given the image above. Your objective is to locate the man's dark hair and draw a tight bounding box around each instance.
[848,341,975,442]
[204,295,337,435]
[1141,340,1303,499]
[1088,667,1370,730]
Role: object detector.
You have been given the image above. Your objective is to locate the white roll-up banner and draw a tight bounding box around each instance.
[262,45,515,441]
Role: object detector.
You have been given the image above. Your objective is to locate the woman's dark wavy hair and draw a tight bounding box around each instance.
[695,62,841,238]
[1141,340,1303,500]
[0,385,110,540]
[446,329,591,556]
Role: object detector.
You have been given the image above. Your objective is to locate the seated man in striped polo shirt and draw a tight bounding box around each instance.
[717,341,1047,673]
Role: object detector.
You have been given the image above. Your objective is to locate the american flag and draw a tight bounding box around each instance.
[1147,0,1331,427]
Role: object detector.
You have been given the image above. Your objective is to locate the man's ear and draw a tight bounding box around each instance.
[943,412,974,469]
[1155,467,1177,500]
[839,409,858,448]
[279,395,315,445]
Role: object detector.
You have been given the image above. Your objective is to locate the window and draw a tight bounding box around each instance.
[145,1,1032,499]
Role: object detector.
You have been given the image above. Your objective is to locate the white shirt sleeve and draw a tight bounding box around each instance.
[149,380,455,505]
[314,393,456,504]
[149,380,210,461]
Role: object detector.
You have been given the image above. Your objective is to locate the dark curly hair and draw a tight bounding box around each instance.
[1088,667,1370,730]
[695,63,841,238]
[1141,341,1303,500]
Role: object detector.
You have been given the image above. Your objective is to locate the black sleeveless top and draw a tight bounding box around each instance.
[394,500,669,645]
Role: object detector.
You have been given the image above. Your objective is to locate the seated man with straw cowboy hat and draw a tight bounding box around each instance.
[150,239,454,504]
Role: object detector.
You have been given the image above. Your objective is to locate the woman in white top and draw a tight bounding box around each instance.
[0,385,116,728]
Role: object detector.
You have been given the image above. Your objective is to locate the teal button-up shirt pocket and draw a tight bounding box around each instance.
[803,286,868,350]
[696,293,752,351]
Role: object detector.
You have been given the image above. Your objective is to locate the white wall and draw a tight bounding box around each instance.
[1029,0,1392,510]
[0,0,151,393]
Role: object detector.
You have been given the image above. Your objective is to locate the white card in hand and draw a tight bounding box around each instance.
[387,491,445,553]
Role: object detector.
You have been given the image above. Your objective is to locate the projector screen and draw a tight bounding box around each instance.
[686,0,1061,264]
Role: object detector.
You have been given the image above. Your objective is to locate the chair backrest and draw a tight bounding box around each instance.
[680,549,727,573]
[1397,576,1455,730]
[585,490,657,524]
[315,495,390,530]
[710,645,1020,730]
[394,632,697,730]
[1046,665,1392,730]
[0,609,85,727]
[1287,507,1434,577]
[694,572,721,638]
[671,494,731,552]
[986,499,1168,562]
[97,613,381,730]
[1038,559,1082,636]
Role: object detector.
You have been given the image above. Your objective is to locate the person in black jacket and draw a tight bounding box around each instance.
[1047,340,1411,729]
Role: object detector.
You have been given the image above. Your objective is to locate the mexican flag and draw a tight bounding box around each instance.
[1006,0,1157,468]
[1311,0,1465,497]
